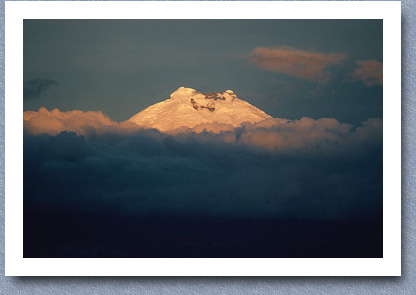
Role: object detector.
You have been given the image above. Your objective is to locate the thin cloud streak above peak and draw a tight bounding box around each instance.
[247,46,347,83]
[352,60,383,86]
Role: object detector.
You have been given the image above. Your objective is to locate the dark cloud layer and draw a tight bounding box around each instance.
[23,124,383,257]
[24,118,383,257]
[24,123,382,220]
[23,79,57,100]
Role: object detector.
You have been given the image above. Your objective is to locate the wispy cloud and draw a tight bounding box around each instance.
[23,78,57,100]
[247,46,347,83]
[351,60,383,86]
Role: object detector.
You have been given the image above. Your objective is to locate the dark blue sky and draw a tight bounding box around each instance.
[23,20,382,123]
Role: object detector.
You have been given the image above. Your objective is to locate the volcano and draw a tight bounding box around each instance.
[128,87,272,132]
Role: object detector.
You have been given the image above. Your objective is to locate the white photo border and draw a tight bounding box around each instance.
[5,1,401,276]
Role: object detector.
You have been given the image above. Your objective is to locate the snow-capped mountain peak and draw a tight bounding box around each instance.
[128,87,272,132]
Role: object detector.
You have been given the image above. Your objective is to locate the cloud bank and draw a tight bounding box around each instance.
[248,46,347,83]
[24,108,382,221]
[24,108,382,153]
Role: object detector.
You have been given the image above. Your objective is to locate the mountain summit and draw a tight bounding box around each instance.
[129,87,272,132]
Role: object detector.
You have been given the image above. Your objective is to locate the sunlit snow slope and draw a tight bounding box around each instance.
[128,87,272,132]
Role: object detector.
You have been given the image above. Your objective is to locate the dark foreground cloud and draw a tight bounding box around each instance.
[24,121,382,220]
[23,78,57,100]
